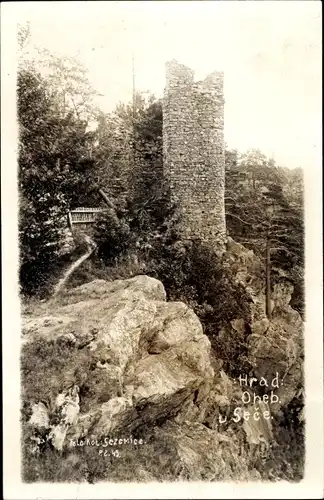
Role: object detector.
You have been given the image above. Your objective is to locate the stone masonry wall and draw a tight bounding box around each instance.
[163,60,226,253]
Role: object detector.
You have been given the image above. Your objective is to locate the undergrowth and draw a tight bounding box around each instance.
[21,336,93,409]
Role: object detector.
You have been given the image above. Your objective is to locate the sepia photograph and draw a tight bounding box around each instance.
[1,1,323,498]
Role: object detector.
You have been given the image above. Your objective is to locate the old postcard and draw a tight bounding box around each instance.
[2,1,323,498]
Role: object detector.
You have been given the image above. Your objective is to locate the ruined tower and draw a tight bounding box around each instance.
[163,60,226,253]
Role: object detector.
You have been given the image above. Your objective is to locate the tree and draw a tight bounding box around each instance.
[93,94,176,267]
[130,97,166,230]
[225,150,304,318]
[94,94,168,239]
[17,27,103,295]
[35,49,102,122]
[18,65,98,295]
[93,107,134,208]
[17,22,31,50]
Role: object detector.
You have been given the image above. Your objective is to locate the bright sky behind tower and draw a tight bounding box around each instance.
[15,1,322,170]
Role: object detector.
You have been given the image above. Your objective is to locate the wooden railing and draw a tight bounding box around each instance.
[68,207,106,227]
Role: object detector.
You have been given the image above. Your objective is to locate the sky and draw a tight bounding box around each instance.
[16,1,322,170]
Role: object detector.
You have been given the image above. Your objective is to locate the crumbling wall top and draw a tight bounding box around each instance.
[165,60,223,91]
[165,60,195,89]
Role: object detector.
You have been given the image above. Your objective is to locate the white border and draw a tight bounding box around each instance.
[2,2,323,498]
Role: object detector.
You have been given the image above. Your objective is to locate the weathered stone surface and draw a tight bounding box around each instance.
[224,237,304,414]
[48,386,80,451]
[22,275,214,451]
[241,401,273,446]
[251,318,270,336]
[153,420,253,481]
[163,60,226,253]
[29,402,49,430]
[231,318,246,335]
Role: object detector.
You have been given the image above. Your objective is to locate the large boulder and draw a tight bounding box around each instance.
[22,275,214,453]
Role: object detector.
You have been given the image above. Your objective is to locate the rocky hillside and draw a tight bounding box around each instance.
[21,241,304,483]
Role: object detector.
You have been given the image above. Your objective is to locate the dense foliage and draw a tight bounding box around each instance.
[18,65,98,295]
[225,148,304,315]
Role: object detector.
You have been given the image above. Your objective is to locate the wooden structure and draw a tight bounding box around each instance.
[67,190,116,233]
[67,207,106,232]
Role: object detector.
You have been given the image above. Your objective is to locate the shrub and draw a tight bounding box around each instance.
[93,208,136,263]
[145,237,252,375]
[21,335,92,409]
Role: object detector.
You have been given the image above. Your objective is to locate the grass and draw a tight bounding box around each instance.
[63,253,147,291]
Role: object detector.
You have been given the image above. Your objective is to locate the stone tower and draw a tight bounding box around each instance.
[163,60,226,254]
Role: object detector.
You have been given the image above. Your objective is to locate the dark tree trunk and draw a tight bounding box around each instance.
[265,234,272,319]
[98,188,116,211]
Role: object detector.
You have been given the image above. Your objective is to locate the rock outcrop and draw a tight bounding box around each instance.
[21,250,304,482]
[23,277,216,459]
[224,237,304,416]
